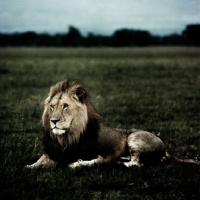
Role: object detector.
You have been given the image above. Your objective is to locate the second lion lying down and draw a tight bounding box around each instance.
[26,79,200,169]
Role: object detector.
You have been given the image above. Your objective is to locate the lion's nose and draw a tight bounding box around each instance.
[51,119,60,125]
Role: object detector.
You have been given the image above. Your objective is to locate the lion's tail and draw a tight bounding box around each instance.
[161,151,200,166]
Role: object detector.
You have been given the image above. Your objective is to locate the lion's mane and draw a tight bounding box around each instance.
[42,79,100,165]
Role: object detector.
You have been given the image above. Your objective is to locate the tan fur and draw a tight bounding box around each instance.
[26,79,200,169]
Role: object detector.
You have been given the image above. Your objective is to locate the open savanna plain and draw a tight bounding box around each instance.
[0,47,200,200]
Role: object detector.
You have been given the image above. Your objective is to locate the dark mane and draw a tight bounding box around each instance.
[47,79,85,102]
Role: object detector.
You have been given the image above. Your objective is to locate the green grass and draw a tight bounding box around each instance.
[1,47,200,200]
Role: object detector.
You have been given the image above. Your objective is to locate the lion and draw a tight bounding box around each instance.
[26,79,200,169]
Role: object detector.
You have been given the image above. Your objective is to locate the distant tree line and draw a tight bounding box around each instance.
[0,24,200,47]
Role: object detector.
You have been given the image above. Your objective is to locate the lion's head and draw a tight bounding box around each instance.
[42,79,100,145]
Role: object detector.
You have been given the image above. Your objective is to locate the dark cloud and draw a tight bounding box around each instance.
[0,0,199,35]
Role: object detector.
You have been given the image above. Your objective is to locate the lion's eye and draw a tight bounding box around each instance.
[50,105,54,111]
[63,103,68,110]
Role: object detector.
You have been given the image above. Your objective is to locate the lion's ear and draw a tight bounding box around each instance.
[75,87,87,103]
[69,85,87,103]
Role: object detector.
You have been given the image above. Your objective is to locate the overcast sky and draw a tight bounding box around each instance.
[0,0,199,36]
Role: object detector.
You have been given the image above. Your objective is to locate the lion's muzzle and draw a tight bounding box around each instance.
[50,118,71,135]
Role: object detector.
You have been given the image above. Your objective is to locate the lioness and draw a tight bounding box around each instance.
[26,79,200,168]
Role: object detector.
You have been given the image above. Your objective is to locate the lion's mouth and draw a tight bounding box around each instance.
[51,127,69,135]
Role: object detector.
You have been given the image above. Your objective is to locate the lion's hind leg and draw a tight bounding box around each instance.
[120,131,166,168]
[118,153,143,167]
[118,132,146,168]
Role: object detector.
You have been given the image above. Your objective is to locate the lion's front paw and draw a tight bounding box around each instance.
[25,154,56,169]
[68,159,83,169]
[68,163,78,169]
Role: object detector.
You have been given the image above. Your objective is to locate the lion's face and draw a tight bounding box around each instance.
[43,83,89,136]
[49,92,75,135]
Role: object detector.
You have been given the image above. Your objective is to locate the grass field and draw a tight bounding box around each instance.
[0,47,200,200]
